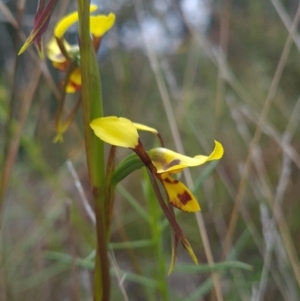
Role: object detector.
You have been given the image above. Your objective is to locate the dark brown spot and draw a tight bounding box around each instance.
[165,159,180,169]
[177,190,192,205]
[164,178,179,184]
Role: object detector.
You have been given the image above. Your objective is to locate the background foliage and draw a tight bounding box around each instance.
[1,0,300,300]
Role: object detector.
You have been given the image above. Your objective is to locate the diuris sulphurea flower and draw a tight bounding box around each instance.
[20,5,115,143]
[47,5,115,93]
[19,4,115,93]
[90,116,223,212]
[90,116,224,273]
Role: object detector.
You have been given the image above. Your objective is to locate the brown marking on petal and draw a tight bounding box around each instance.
[165,159,180,170]
[53,61,70,71]
[70,82,81,91]
[177,190,192,205]
[60,80,81,92]
[164,178,179,184]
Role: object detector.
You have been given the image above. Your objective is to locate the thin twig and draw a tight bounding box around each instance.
[252,204,275,301]
[108,252,130,301]
[66,160,96,224]
[271,0,300,51]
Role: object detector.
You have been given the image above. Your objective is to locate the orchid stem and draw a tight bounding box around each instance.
[76,1,109,301]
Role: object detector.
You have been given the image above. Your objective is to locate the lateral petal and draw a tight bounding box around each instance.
[149,140,224,173]
[54,5,98,38]
[162,176,200,212]
[133,122,158,135]
[90,13,115,37]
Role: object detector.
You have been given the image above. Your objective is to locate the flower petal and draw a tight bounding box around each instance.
[194,140,224,162]
[133,122,164,146]
[133,122,158,135]
[90,116,139,148]
[47,37,71,62]
[54,4,98,38]
[149,140,224,173]
[52,60,69,71]
[65,68,82,93]
[162,176,200,212]
[90,13,115,37]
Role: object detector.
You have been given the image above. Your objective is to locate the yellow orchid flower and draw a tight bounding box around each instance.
[90,116,224,212]
[47,5,115,93]
[90,116,223,269]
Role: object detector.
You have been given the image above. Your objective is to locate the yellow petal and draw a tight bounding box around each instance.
[54,4,98,38]
[52,61,69,71]
[194,140,224,161]
[90,116,139,148]
[90,13,115,37]
[47,37,72,62]
[65,68,82,93]
[70,68,81,85]
[133,122,158,135]
[149,140,224,173]
[65,84,77,93]
[162,176,200,212]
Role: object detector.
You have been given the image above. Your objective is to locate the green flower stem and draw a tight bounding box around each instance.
[105,146,116,233]
[76,1,109,301]
[55,37,72,61]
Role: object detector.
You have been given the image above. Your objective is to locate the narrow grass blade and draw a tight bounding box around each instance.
[117,185,149,222]
[174,261,252,273]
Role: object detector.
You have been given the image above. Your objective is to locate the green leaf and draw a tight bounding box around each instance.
[109,240,154,250]
[45,251,159,288]
[182,278,214,301]
[174,261,253,273]
[111,153,144,185]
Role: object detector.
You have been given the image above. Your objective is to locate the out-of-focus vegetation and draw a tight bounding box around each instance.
[1,0,300,300]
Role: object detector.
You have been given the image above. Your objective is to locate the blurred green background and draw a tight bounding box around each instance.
[1,0,300,300]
